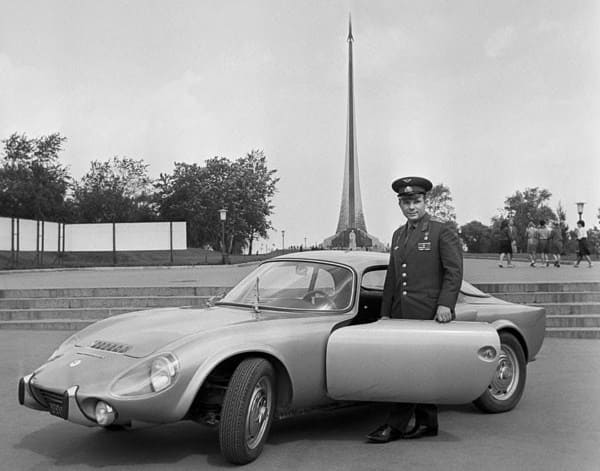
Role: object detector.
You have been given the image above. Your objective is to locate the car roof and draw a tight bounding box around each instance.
[271,250,390,272]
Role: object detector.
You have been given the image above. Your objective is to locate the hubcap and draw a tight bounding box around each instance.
[489,344,519,400]
[245,377,272,449]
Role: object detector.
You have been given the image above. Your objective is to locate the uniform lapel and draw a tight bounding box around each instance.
[395,224,409,262]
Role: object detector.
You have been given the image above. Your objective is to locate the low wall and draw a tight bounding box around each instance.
[0,217,186,252]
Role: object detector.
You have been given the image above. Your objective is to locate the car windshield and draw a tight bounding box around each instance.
[219,260,354,311]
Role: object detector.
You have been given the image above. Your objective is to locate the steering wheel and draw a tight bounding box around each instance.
[302,290,335,309]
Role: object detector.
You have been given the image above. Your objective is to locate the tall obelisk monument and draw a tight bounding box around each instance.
[323,16,382,249]
[336,15,367,233]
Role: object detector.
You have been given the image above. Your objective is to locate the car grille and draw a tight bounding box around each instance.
[30,385,64,409]
[90,340,131,354]
[30,385,69,419]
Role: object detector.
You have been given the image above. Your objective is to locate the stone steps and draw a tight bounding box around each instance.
[0,307,136,321]
[545,327,600,339]
[0,286,226,330]
[0,286,222,298]
[1,282,599,338]
[474,282,600,339]
[474,282,599,293]
[493,292,600,303]
[0,295,209,310]
[546,314,600,328]
[0,319,94,330]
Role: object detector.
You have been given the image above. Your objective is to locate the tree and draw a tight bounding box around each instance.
[426,183,457,228]
[0,133,71,220]
[555,202,569,254]
[72,157,156,222]
[230,151,279,254]
[459,221,493,253]
[156,151,278,252]
[500,187,556,251]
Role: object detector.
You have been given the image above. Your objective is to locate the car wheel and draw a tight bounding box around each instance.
[474,331,526,413]
[219,358,276,465]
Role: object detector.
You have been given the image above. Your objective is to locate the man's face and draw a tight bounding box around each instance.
[398,194,426,223]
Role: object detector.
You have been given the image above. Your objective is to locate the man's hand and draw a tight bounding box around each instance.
[434,305,453,323]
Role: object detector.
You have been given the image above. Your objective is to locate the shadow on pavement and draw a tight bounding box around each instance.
[16,421,231,468]
[16,403,480,467]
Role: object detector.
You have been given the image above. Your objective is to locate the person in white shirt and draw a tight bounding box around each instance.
[574,220,592,268]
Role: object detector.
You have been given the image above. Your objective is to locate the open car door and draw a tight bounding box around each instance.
[326,319,500,404]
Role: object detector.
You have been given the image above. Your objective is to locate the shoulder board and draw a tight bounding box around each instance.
[429,216,445,224]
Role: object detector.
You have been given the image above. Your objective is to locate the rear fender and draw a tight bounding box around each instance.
[490,320,529,361]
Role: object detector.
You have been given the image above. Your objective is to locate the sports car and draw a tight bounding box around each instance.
[19,251,545,464]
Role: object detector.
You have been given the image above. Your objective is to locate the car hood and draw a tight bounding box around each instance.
[74,305,306,358]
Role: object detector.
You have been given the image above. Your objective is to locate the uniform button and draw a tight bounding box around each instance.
[402,273,407,278]
[402,282,407,286]
[401,263,407,268]
[402,291,407,296]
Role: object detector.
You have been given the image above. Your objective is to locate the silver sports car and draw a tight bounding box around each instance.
[19,251,545,464]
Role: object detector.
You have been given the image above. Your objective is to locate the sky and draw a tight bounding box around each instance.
[1,0,599,249]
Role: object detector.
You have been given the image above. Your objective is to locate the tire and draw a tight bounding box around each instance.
[474,331,527,413]
[219,358,276,465]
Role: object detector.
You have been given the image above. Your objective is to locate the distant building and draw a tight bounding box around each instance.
[323,17,384,250]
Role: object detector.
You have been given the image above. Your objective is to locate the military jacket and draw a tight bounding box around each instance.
[380,214,463,320]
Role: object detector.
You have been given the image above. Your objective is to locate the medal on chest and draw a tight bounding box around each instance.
[418,231,431,251]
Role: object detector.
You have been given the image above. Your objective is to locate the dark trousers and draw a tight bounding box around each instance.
[387,403,438,431]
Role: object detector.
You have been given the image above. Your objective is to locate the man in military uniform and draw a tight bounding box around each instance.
[367,176,463,443]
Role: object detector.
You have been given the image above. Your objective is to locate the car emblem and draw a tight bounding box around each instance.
[69,359,82,368]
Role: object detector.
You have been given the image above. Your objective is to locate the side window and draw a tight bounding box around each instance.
[361,269,387,291]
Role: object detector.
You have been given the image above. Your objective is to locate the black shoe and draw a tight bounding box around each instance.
[366,424,403,443]
[402,424,438,439]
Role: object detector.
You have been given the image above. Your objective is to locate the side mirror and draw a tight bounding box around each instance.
[206,293,225,307]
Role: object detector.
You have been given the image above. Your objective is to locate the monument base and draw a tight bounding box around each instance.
[323,227,385,251]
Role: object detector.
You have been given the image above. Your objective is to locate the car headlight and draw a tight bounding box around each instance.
[111,353,180,397]
[150,355,179,392]
[47,334,81,362]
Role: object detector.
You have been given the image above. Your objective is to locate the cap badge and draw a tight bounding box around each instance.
[403,178,412,183]
[404,186,413,193]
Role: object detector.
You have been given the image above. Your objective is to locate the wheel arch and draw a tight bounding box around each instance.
[186,350,294,419]
[491,320,529,361]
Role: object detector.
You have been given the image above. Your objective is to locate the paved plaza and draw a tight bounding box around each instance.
[1,332,599,471]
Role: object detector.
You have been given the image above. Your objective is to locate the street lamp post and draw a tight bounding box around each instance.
[218,209,227,264]
[576,202,585,221]
[281,230,285,252]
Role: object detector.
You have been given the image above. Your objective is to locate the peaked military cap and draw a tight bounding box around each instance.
[392,176,433,196]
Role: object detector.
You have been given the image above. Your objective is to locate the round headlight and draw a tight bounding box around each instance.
[95,401,116,426]
[150,355,179,393]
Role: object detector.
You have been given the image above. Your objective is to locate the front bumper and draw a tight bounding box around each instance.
[19,374,96,426]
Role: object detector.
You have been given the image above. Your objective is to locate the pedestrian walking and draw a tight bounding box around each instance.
[526,221,538,267]
[549,221,563,267]
[537,220,551,267]
[498,219,515,268]
[574,220,593,268]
